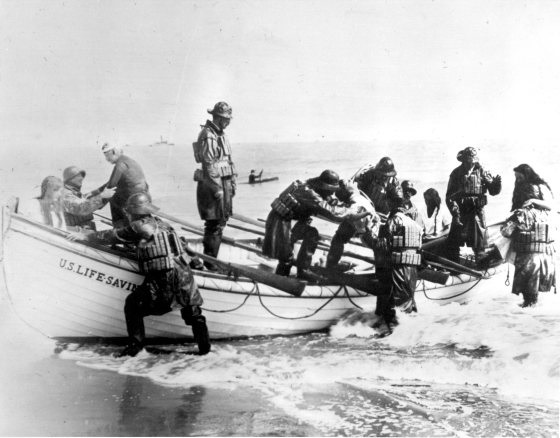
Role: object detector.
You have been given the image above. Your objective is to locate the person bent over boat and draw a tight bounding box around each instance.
[374,197,424,331]
[445,147,501,263]
[499,164,556,307]
[102,143,150,228]
[193,102,236,270]
[62,166,115,231]
[68,193,210,356]
[326,181,380,269]
[263,170,369,279]
[353,157,403,217]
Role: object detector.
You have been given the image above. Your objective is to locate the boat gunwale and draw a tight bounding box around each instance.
[4,211,377,299]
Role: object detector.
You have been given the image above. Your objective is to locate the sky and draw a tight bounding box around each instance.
[1,0,560,149]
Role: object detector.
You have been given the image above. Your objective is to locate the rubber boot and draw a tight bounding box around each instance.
[118,341,143,357]
[191,316,211,355]
[521,291,538,308]
[275,261,293,276]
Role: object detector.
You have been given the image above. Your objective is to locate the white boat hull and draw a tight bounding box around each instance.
[2,212,380,340]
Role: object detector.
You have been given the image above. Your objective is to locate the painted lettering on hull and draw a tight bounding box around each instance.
[59,258,139,291]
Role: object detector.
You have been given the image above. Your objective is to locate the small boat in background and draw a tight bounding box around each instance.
[150,136,174,147]
[244,176,279,185]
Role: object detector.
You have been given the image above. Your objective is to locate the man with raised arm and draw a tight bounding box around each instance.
[61,165,115,231]
[445,147,501,262]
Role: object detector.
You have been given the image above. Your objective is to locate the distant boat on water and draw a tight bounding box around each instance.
[150,136,174,147]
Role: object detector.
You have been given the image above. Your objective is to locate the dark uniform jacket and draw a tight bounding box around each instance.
[87,216,202,307]
[262,180,350,259]
[107,154,149,208]
[445,163,501,252]
[355,171,402,216]
[194,120,236,221]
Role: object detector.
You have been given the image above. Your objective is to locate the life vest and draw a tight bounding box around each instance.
[390,219,422,266]
[270,180,304,220]
[193,126,235,177]
[137,223,184,273]
[462,172,484,195]
[514,221,555,253]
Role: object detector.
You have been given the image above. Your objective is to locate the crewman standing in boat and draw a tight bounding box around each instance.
[262,170,370,280]
[353,157,403,218]
[61,166,115,231]
[102,143,150,228]
[67,192,210,356]
[445,147,501,262]
[374,196,423,333]
[192,101,236,270]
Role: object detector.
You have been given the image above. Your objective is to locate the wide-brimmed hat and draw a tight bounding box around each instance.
[207,101,233,119]
[62,166,86,184]
[401,180,417,196]
[373,157,397,177]
[456,147,479,162]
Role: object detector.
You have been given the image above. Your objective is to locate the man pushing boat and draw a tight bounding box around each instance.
[66,192,210,357]
[262,169,371,280]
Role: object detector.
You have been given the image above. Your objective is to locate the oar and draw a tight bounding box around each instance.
[311,266,380,295]
[152,210,308,296]
[421,250,485,279]
[179,239,306,297]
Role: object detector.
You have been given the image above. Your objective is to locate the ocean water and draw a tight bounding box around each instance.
[1,140,559,436]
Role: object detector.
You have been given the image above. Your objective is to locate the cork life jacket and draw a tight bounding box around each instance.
[270,180,305,220]
[192,123,235,178]
[462,171,484,195]
[390,213,423,266]
[514,220,555,253]
[136,220,185,273]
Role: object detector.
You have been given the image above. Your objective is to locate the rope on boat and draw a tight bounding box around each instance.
[256,283,347,320]
[201,282,257,313]
[421,277,483,301]
[505,264,511,286]
[342,284,368,310]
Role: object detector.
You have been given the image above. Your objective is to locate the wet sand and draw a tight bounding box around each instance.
[0,352,320,436]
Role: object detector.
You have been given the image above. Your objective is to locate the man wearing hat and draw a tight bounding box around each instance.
[102,143,150,228]
[354,157,403,217]
[66,192,210,357]
[445,147,502,262]
[401,180,424,229]
[192,102,237,269]
[61,165,115,230]
[262,170,370,279]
